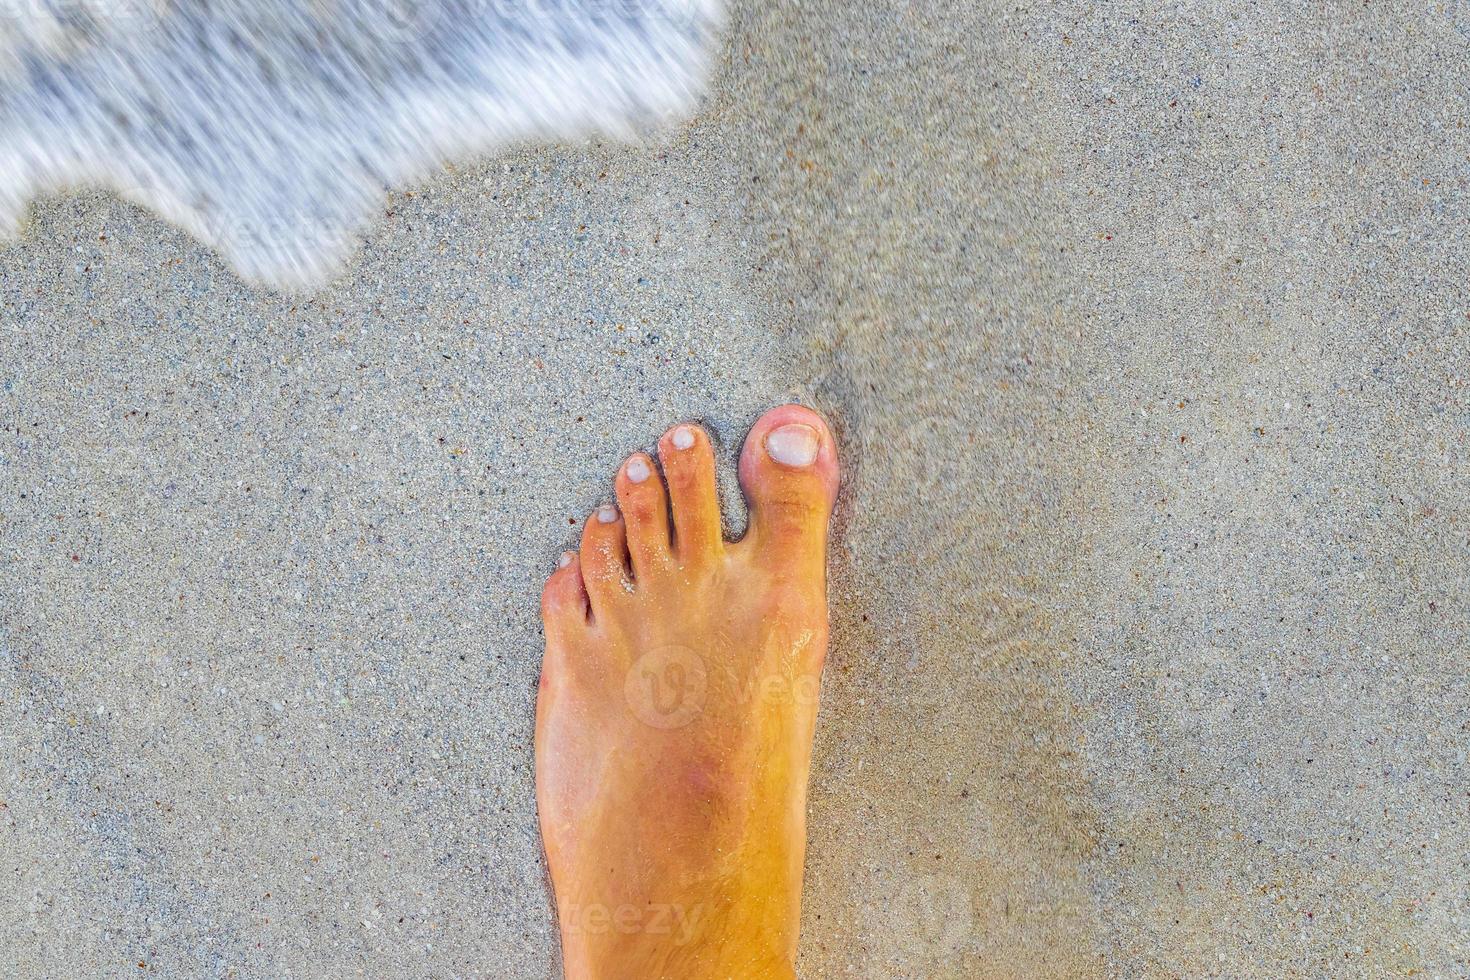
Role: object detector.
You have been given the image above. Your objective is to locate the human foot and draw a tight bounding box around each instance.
[535,405,839,980]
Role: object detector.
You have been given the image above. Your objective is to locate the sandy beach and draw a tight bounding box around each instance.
[3,0,1468,976]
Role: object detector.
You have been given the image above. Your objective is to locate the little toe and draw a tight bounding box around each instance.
[615,453,673,581]
[579,503,632,614]
[541,551,590,642]
[657,423,725,566]
[735,404,839,567]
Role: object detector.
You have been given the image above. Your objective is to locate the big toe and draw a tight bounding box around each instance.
[736,404,839,566]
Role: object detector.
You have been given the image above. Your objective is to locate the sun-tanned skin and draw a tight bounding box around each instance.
[535,405,839,980]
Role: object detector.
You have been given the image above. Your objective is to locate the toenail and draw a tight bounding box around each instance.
[558,552,574,568]
[765,423,820,467]
[625,457,651,483]
[597,505,619,524]
[672,426,696,450]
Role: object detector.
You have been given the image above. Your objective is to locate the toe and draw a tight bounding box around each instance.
[541,551,590,641]
[657,423,724,566]
[580,503,632,614]
[735,404,839,567]
[615,452,673,580]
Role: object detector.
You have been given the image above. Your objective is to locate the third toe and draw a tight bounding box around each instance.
[657,423,725,566]
[615,453,673,580]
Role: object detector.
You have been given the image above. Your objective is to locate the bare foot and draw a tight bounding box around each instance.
[535,405,839,980]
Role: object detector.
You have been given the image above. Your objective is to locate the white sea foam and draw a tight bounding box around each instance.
[0,0,720,286]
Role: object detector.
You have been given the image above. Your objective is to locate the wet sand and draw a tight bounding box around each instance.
[3,1,1468,976]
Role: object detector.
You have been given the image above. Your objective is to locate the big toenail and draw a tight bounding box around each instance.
[625,457,651,483]
[765,423,820,467]
[558,552,574,568]
[597,505,619,524]
[672,426,696,450]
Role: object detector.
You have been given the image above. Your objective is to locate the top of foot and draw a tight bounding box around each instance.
[535,404,838,980]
